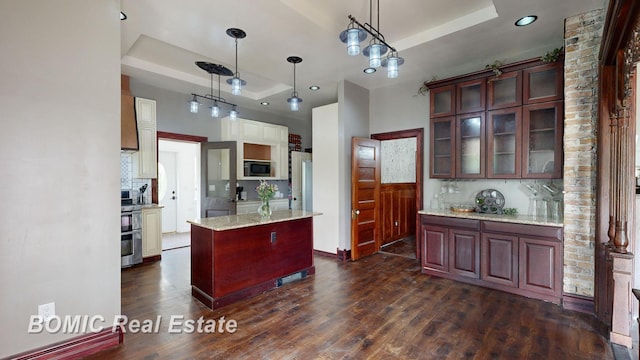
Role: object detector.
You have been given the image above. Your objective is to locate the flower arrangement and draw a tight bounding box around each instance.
[256,180,278,201]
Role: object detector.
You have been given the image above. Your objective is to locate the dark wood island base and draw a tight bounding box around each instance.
[189,211,318,310]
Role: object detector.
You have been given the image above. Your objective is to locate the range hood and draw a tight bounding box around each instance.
[121,75,139,150]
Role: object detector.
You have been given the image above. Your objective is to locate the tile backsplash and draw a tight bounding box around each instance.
[120,152,151,202]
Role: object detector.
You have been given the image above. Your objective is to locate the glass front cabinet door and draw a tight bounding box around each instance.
[430,85,455,118]
[523,62,563,104]
[430,117,455,178]
[522,101,563,178]
[487,71,522,110]
[487,108,522,178]
[456,112,485,178]
[457,79,486,114]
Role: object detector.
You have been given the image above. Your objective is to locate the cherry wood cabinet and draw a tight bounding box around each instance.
[429,117,455,178]
[486,108,522,178]
[522,101,564,178]
[427,57,563,179]
[421,216,480,277]
[420,214,563,304]
[456,112,485,178]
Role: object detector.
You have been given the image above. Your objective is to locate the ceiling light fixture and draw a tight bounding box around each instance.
[309,85,320,91]
[226,28,247,96]
[339,0,404,78]
[286,56,303,112]
[515,15,538,27]
[260,101,270,106]
[120,12,127,20]
[189,61,238,119]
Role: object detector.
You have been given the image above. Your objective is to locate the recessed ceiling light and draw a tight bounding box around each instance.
[309,85,320,91]
[515,15,537,27]
[120,12,127,20]
[260,101,269,106]
[364,67,376,74]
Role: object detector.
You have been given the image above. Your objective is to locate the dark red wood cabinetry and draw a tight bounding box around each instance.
[421,214,563,304]
[428,57,563,179]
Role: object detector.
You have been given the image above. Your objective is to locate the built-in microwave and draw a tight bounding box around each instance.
[244,161,271,177]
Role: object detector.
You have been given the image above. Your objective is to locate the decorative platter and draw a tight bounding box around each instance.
[475,189,505,214]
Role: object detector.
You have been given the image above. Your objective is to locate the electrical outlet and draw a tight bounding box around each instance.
[270,231,277,244]
[38,302,55,322]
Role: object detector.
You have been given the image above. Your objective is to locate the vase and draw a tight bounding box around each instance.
[258,198,272,220]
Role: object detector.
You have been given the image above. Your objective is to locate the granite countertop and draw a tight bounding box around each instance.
[419,209,563,227]
[188,209,321,231]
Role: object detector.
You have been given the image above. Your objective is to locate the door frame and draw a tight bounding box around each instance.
[371,128,424,260]
[152,132,207,205]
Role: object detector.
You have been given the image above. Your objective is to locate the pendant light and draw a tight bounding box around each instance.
[189,94,200,113]
[226,28,247,96]
[229,106,238,120]
[286,56,303,112]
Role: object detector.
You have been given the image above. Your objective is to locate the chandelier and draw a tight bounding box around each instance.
[189,61,238,120]
[338,0,404,78]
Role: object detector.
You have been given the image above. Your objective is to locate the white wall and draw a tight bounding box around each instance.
[338,81,370,250]
[0,0,121,357]
[158,140,201,233]
[312,103,340,253]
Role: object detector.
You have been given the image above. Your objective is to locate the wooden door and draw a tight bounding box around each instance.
[351,137,381,260]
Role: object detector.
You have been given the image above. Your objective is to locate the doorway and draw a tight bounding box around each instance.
[350,128,424,260]
[156,132,206,250]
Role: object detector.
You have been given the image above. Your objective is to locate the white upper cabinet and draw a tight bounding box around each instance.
[132,97,157,179]
[221,117,289,180]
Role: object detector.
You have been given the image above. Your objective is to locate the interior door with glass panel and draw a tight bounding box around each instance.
[201,141,237,217]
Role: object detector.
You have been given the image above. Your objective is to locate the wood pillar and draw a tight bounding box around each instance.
[610,251,634,347]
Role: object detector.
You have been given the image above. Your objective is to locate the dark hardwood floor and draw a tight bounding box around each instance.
[86,247,613,359]
[379,237,417,259]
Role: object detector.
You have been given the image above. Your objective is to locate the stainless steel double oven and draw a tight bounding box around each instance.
[121,191,142,267]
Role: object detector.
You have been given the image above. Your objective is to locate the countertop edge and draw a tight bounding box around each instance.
[419,209,563,228]
[188,210,322,231]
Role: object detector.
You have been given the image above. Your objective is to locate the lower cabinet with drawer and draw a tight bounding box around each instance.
[420,215,563,303]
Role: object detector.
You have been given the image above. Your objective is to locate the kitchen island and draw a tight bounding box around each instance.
[188,210,319,309]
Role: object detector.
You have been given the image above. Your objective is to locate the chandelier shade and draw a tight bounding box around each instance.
[286,56,303,112]
[339,22,367,56]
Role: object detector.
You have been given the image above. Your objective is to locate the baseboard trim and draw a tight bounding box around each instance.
[142,254,162,264]
[11,327,123,360]
[336,248,352,262]
[562,293,595,314]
